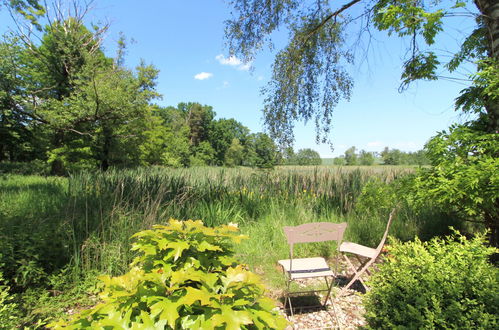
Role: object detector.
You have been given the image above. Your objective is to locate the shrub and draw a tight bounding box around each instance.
[51,219,287,329]
[364,231,498,329]
[0,271,20,329]
[0,160,50,175]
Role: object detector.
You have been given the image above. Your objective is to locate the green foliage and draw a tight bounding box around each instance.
[364,231,499,329]
[250,133,279,168]
[358,150,375,166]
[190,141,216,166]
[0,160,49,175]
[332,157,346,166]
[3,0,45,31]
[0,270,21,329]
[209,119,250,165]
[414,125,498,219]
[344,146,357,165]
[224,138,245,167]
[52,220,287,329]
[456,58,499,115]
[293,148,322,166]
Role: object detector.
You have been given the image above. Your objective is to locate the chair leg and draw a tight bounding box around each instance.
[323,276,334,307]
[339,259,375,297]
[284,278,294,317]
[344,254,370,289]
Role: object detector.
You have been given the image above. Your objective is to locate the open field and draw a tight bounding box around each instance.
[0,166,465,326]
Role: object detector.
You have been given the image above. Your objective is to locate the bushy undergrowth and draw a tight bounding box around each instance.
[0,271,20,329]
[51,220,287,329]
[0,161,50,175]
[364,231,498,329]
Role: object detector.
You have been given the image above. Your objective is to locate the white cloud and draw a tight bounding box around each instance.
[215,54,252,71]
[194,72,213,80]
[215,54,242,66]
[257,75,264,81]
[223,81,229,88]
[367,141,383,147]
[238,62,252,71]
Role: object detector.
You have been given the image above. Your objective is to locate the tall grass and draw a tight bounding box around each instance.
[0,166,458,293]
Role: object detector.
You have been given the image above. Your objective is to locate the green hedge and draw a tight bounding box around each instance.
[364,231,498,329]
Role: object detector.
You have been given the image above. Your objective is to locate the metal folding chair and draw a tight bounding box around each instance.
[338,208,397,296]
[278,222,347,315]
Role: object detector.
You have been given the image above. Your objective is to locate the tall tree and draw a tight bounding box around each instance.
[344,146,358,165]
[180,102,215,147]
[224,138,245,167]
[359,150,375,165]
[208,118,249,165]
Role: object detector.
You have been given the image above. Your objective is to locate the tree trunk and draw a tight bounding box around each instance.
[100,125,112,171]
[475,0,499,132]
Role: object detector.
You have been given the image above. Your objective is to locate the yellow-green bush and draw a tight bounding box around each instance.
[364,231,498,329]
[51,219,287,329]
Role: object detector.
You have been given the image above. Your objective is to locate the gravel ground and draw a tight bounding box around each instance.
[272,258,374,329]
[276,283,367,330]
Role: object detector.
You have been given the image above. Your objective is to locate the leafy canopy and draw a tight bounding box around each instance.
[225,0,496,144]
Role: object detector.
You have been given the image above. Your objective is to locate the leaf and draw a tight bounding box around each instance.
[179,287,213,306]
[211,306,253,330]
[167,241,190,262]
[198,240,223,252]
[149,297,180,328]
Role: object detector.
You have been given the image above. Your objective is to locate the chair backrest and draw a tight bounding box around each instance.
[283,222,347,257]
[374,208,397,253]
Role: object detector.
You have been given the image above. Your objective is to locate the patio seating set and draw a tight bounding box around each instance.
[278,208,396,316]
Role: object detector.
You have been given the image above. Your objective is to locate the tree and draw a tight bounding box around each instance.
[0,7,163,173]
[295,148,322,165]
[225,0,499,145]
[190,141,216,166]
[333,156,346,166]
[412,124,499,246]
[208,118,249,165]
[281,146,296,165]
[359,150,375,165]
[248,133,278,168]
[381,147,403,165]
[0,36,39,162]
[180,102,215,147]
[224,138,245,167]
[344,146,357,165]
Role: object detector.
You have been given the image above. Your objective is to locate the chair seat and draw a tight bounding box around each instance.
[340,241,377,259]
[278,257,335,279]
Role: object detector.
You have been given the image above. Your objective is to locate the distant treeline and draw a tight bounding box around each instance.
[325,147,430,166]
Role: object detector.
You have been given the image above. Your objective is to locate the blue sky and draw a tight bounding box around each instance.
[1,0,475,157]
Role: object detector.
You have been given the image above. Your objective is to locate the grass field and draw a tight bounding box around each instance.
[0,165,463,326]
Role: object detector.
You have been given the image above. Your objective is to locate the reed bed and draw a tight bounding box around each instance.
[1,165,454,291]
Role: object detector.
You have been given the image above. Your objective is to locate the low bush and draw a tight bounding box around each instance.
[51,219,287,329]
[0,271,20,329]
[364,231,498,329]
